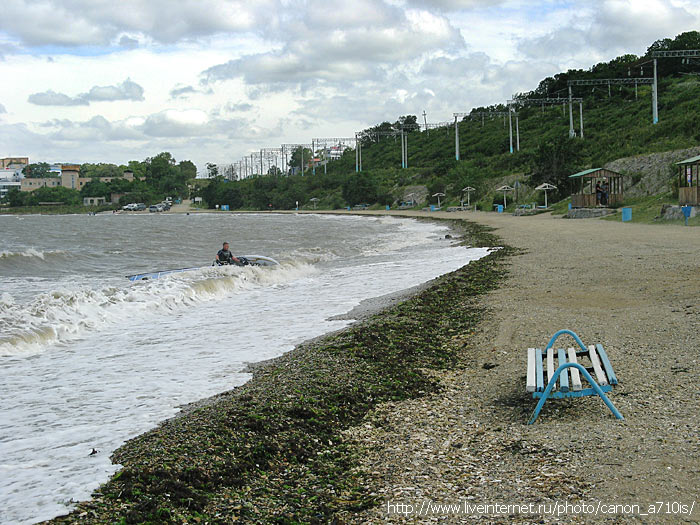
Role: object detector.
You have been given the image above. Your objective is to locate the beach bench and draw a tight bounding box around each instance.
[526,329,623,424]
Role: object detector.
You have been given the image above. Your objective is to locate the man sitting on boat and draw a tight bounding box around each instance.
[215,242,241,266]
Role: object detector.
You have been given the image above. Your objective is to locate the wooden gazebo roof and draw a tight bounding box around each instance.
[676,154,700,166]
[568,168,624,179]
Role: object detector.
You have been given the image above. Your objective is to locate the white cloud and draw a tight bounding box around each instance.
[1,0,698,170]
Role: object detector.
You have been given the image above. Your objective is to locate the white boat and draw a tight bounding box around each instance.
[126,255,279,281]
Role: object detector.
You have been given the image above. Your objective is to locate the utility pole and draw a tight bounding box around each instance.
[568,85,575,137]
[508,107,513,154]
[423,110,428,136]
[579,101,584,139]
[454,115,460,161]
[652,58,659,124]
[515,113,520,151]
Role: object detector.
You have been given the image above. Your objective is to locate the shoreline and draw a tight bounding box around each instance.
[47,217,508,524]
[43,209,700,523]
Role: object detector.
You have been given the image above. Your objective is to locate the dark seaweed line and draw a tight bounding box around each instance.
[47,220,514,525]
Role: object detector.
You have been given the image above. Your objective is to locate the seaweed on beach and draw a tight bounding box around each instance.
[48,221,515,525]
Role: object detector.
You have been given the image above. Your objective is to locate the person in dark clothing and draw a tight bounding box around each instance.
[216,242,240,265]
[601,181,609,206]
[595,182,602,206]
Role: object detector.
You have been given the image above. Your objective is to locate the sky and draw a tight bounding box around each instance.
[0,0,698,174]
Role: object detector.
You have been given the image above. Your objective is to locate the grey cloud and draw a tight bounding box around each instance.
[0,0,279,47]
[202,14,464,89]
[28,90,89,106]
[118,35,139,48]
[85,78,144,102]
[170,86,198,98]
[0,103,6,113]
[225,102,254,112]
[405,0,506,11]
[27,79,144,106]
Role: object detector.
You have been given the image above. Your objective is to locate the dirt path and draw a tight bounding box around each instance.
[346,211,699,523]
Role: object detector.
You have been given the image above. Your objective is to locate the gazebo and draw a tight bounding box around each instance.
[535,183,557,208]
[569,168,624,208]
[676,155,700,206]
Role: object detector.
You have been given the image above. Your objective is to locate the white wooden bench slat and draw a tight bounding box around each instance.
[546,347,555,390]
[527,348,536,393]
[588,344,608,386]
[535,349,544,392]
[557,348,569,392]
[567,347,583,391]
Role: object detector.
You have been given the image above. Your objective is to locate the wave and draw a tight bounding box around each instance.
[0,248,67,260]
[0,262,317,357]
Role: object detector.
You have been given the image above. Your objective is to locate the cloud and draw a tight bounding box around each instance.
[170,86,198,98]
[28,90,89,106]
[0,103,6,113]
[85,78,144,102]
[517,0,699,61]
[201,2,464,89]
[27,78,144,106]
[0,0,279,47]
[118,35,139,48]
[225,102,253,112]
[404,0,506,10]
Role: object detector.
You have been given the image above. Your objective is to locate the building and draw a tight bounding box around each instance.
[83,196,106,206]
[0,157,29,170]
[21,177,62,191]
[0,179,21,199]
[20,165,142,192]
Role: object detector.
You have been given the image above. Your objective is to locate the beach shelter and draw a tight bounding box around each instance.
[432,192,445,208]
[496,185,514,208]
[310,197,319,209]
[461,186,476,207]
[535,183,557,208]
[676,155,700,206]
[569,168,624,208]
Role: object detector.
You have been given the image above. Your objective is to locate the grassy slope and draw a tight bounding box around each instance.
[316,75,700,213]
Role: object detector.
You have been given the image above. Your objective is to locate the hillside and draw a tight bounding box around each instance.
[201,31,700,213]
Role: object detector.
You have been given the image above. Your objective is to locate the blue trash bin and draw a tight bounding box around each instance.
[497,204,503,213]
[622,207,632,222]
[430,205,436,212]
[386,205,390,211]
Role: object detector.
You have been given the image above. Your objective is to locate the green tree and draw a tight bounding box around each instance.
[530,137,583,199]
[22,162,53,178]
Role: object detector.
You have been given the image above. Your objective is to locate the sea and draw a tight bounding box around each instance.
[0,212,489,524]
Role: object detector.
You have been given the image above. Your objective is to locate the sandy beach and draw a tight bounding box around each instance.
[343,210,699,523]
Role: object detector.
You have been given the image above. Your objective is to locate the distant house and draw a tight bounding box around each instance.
[21,177,62,191]
[83,196,106,206]
[0,157,29,170]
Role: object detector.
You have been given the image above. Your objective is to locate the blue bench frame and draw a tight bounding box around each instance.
[527,329,624,424]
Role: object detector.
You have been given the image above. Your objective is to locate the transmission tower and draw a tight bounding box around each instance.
[281,143,312,176]
[567,77,654,124]
[312,137,357,174]
[509,96,583,139]
[355,129,407,172]
[453,110,517,160]
[650,49,700,123]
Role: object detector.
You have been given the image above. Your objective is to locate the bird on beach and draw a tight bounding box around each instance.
[89,448,98,456]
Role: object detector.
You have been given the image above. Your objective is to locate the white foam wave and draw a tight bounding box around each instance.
[0,262,317,356]
[0,248,66,260]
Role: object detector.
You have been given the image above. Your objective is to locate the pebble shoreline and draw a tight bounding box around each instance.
[44,210,699,524]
